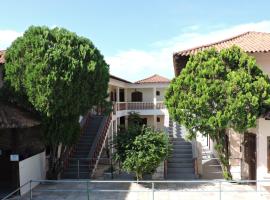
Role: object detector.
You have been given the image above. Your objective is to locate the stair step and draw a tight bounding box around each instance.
[168,167,194,173]
[170,153,193,158]
[172,141,191,145]
[172,145,192,149]
[168,158,193,163]
[172,149,192,153]
[167,163,193,168]
[68,160,91,165]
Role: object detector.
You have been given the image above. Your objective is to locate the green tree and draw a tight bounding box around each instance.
[4,26,109,178]
[114,112,143,164]
[165,46,270,179]
[119,127,171,180]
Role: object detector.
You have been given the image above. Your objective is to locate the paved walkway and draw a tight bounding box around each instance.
[19,181,270,200]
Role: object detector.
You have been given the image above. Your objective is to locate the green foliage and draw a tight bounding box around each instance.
[165,46,270,138]
[5,26,109,120]
[3,26,109,177]
[114,112,144,164]
[114,124,142,164]
[165,46,270,179]
[116,126,171,180]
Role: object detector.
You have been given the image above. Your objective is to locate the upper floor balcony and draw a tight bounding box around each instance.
[114,101,165,112]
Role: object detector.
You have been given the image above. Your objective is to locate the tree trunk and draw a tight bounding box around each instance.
[212,129,232,180]
[47,144,58,179]
[136,171,143,181]
[47,143,65,179]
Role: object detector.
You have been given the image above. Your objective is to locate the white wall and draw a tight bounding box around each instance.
[127,88,154,102]
[156,88,166,102]
[227,130,242,180]
[257,118,270,185]
[19,151,46,195]
[250,52,270,76]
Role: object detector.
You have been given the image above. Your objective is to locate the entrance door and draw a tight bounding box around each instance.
[244,133,257,180]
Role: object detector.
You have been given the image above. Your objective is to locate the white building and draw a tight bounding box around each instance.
[173,31,270,184]
[109,74,170,134]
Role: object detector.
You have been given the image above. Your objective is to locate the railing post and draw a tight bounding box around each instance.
[152,182,155,200]
[219,181,222,200]
[29,180,32,200]
[77,160,80,179]
[86,181,90,200]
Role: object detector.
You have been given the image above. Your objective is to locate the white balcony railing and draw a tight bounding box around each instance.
[113,101,165,112]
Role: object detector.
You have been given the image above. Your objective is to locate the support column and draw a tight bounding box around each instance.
[153,87,157,109]
[125,116,128,129]
[111,121,114,154]
[116,87,120,102]
[124,88,128,110]
[153,115,157,130]
[153,87,157,130]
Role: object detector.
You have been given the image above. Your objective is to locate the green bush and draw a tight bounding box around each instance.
[120,127,171,180]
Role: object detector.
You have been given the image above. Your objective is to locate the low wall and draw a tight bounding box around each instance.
[19,151,46,195]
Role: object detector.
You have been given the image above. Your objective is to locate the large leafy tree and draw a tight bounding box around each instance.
[4,26,109,178]
[165,46,270,179]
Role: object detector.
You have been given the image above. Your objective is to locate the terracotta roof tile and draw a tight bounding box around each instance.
[135,74,170,84]
[0,50,5,64]
[175,31,270,56]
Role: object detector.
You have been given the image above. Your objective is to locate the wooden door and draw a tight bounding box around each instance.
[244,133,257,180]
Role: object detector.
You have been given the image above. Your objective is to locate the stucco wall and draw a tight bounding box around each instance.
[140,115,165,131]
[228,129,242,180]
[19,151,46,195]
[156,115,165,131]
[257,118,270,185]
[250,52,270,76]
[156,88,166,102]
[126,88,153,102]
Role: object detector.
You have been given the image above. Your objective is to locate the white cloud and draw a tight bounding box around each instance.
[0,30,22,50]
[107,20,270,82]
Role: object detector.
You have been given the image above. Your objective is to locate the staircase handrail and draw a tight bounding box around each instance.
[88,113,112,177]
[62,111,92,171]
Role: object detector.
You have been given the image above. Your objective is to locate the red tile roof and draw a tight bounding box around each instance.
[175,31,270,56]
[135,74,170,84]
[0,50,5,64]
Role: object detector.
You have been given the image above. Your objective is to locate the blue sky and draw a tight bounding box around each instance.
[1,0,270,81]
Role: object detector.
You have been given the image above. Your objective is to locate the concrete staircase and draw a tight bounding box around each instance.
[167,121,196,179]
[62,115,104,179]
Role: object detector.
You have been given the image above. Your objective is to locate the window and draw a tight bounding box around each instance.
[157,117,160,122]
[131,91,143,102]
[156,91,160,96]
